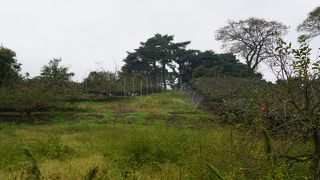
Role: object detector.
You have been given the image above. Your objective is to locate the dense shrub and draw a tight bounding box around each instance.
[0,81,61,115]
[192,77,298,131]
[192,76,267,124]
[0,78,84,116]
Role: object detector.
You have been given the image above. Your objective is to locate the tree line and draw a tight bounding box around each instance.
[1,6,319,113]
[1,5,320,179]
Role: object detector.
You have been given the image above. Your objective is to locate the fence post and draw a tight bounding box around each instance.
[123,78,126,100]
[146,76,149,95]
[132,78,135,96]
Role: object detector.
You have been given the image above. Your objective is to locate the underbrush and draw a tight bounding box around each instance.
[192,77,265,124]
[0,91,313,179]
[0,123,311,179]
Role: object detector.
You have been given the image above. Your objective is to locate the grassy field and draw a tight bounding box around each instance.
[0,91,310,179]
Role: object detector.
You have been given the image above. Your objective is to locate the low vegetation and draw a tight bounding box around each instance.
[1,5,320,179]
[0,92,312,179]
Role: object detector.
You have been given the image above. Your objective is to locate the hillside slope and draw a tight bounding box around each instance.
[0,91,308,179]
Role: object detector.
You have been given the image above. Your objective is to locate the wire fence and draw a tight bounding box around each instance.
[180,83,204,110]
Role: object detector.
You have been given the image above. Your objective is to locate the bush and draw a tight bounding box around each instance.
[0,79,79,116]
[192,76,267,124]
[192,76,297,132]
[0,83,57,114]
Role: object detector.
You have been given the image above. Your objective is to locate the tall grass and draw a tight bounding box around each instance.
[0,91,312,179]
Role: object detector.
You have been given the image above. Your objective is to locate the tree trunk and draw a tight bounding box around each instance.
[312,128,320,179]
[162,64,166,90]
[178,64,183,89]
[153,61,157,83]
[247,67,255,77]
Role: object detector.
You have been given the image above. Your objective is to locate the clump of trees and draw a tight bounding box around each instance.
[0,4,319,179]
[0,80,61,116]
[0,32,266,116]
[0,53,78,116]
[122,34,192,90]
[122,34,260,90]
[193,36,320,178]
[84,71,118,96]
[196,11,320,178]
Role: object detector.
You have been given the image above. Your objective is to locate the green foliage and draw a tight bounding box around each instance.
[39,58,77,98]
[40,58,74,83]
[0,92,312,178]
[273,36,320,179]
[0,46,21,86]
[262,129,274,176]
[192,76,266,124]
[298,6,320,38]
[121,132,188,168]
[21,149,41,180]
[191,51,260,79]
[221,112,237,124]
[122,33,191,89]
[40,136,74,160]
[84,71,118,95]
[0,58,80,115]
[206,162,225,180]
[193,40,320,177]
[122,34,258,88]
[0,132,29,171]
[0,80,62,115]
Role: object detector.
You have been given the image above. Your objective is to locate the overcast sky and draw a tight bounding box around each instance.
[0,0,319,81]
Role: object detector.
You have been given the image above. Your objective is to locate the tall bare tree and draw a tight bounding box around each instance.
[215,17,288,76]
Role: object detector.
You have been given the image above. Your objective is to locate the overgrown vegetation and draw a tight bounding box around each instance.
[0,92,312,179]
[192,36,320,178]
[1,5,320,179]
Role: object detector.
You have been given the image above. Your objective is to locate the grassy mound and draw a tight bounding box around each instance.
[0,91,310,179]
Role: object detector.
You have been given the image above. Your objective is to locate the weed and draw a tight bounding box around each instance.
[20,149,41,180]
[40,135,74,160]
[85,166,98,180]
[206,162,225,180]
[0,91,313,178]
